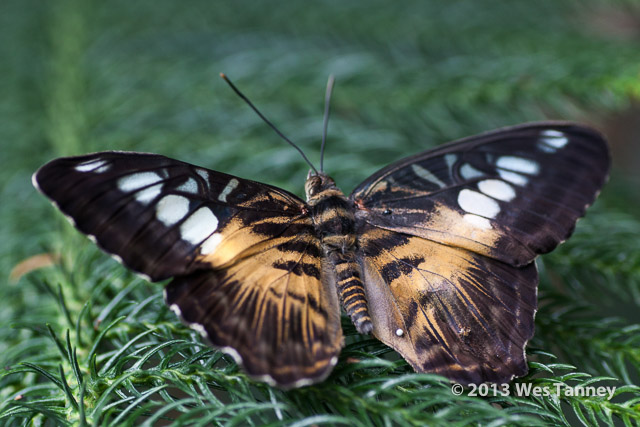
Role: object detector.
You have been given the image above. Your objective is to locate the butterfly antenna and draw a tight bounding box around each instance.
[220,73,318,175]
[319,74,335,173]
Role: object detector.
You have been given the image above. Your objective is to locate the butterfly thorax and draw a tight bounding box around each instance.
[305,175,356,252]
[305,173,373,334]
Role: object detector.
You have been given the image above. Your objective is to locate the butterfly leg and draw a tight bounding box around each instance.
[329,251,373,334]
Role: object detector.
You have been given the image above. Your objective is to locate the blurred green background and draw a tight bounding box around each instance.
[2,0,640,424]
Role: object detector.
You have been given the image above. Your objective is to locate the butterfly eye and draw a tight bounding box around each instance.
[305,175,323,198]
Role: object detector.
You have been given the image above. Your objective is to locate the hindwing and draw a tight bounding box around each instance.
[358,227,537,384]
[165,232,343,388]
[351,122,610,267]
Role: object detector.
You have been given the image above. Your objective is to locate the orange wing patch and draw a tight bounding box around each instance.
[358,227,537,384]
[356,202,508,262]
[196,214,308,268]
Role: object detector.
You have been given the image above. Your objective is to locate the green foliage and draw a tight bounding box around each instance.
[2,0,640,424]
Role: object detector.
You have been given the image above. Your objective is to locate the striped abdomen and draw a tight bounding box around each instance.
[329,251,373,334]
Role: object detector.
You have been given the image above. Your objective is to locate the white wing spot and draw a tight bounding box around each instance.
[458,189,500,218]
[75,159,110,173]
[220,346,243,364]
[176,178,198,194]
[395,328,404,337]
[63,213,76,226]
[31,172,41,192]
[118,172,163,193]
[444,154,457,171]
[478,179,516,202]
[460,163,484,180]
[496,156,539,175]
[498,169,528,186]
[196,169,209,183]
[190,323,208,338]
[135,183,163,204]
[538,129,568,153]
[411,164,445,188]
[200,233,223,255]
[180,207,219,244]
[463,214,492,230]
[156,195,189,226]
[218,178,239,202]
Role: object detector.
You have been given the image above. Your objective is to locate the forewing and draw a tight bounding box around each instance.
[358,227,537,384]
[351,122,610,266]
[33,152,307,281]
[165,232,343,388]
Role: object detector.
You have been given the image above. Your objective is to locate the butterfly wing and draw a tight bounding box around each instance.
[34,152,309,280]
[351,122,609,383]
[165,233,343,388]
[165,233,343,387]
[351,122,610,267]
[359,227,536,384]
[34,152,343,387]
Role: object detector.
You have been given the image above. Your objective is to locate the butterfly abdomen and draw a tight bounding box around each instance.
[329,251,373,334]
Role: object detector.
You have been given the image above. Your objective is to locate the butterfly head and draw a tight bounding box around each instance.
[305,172,339,202]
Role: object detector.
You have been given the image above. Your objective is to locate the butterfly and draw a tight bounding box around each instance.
[32,78,610,389]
